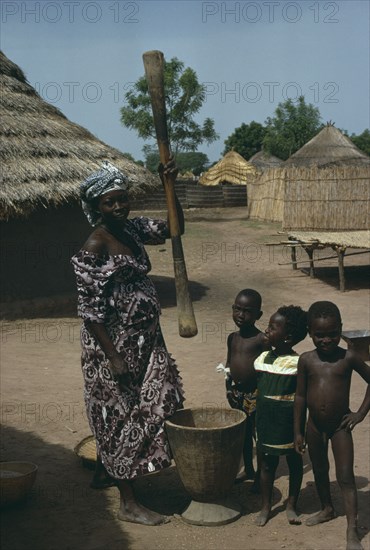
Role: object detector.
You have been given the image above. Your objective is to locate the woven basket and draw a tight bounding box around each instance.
[0,461,38,506]
[74,435,97,468]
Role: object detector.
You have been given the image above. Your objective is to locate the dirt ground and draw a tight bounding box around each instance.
[1,208,369,550]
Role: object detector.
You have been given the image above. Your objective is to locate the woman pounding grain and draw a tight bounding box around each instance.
[71,160,184,525]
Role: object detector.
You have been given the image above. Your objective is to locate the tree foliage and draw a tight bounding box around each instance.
[143,145,209,175]
[263,96,323,160]
[122,152,135,162]
[120,57,218,154]
[350,129,370,157]
[223,121,266,160]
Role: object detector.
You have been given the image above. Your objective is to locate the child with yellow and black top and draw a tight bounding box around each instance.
[254,305,307,527]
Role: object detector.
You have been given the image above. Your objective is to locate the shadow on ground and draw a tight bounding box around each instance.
[0,426,132,550]
[152,275,209,308]
[300,265,370,291]
[0,276,209,320]
[298,477,369,541]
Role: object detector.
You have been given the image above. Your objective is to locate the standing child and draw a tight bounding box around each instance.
[225,289,270,487]
[294,301,370,550]
[254,305,307,526]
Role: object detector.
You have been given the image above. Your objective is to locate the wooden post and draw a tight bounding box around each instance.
[334,246,346,292]
[288,237,297,270]
[290,246,297,270]
[304,246,315,278]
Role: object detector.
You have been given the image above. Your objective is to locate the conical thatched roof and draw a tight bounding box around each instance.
[199,150,258,186]
[249,150,284,170]
[179,170,195,179]
[0,51,160,220]
[284,124,370,168]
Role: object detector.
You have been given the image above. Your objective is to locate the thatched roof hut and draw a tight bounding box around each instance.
[248,125,370,231]
[249,150,284,170]
[0,51,161,309]
[284,124,370,168]
[0,50,160,221]
[199,150,258,186]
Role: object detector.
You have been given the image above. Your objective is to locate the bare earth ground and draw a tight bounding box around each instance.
[1,208,369,550]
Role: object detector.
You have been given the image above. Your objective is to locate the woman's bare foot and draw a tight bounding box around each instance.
[255,508,270,526]
[306,507,336,526]
[118,502,169,526]
[346,526,363,550]
[286,504,301,525]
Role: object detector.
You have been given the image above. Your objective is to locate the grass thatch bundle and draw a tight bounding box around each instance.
[249,150,284,170]
[0,51,160,221]
[284,124,370,168]
[199,150,258,186]
[287,230,369,250]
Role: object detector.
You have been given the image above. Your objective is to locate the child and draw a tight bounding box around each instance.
[226,288,268,492]
[254,305,307,526]
[225,289,269,487]
[294,301,370,550]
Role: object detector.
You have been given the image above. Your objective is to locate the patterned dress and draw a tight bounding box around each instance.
[71,217,184,480]
[254,350,299,456]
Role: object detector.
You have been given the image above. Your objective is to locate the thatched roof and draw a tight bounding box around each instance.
[284,125,370,168]
[199,150,258,186]
[179,170,195,179]
[249,150,284,170]
[0,51,161,221]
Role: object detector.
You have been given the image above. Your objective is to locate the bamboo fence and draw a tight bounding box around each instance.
[247,168,285,222]
[283,166,369,230]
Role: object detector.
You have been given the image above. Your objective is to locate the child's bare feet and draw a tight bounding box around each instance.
[245,467,256,480]
[235,470,248,484]
[118,502,169,526]
[286,504,301,525]
[235,465,255,484]
[346,527,363,550]
[255,508,270,526]
[306,507,336,526]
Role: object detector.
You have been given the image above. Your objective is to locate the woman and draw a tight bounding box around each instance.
[71,160,184,525]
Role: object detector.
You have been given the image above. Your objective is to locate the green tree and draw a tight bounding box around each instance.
[263,96,323,160]
[350,129,370,156]
[176,152,209,175]
[142,145,157,173]
[223,121,266,160]
[143,145,209,175]
[120,57,218,154]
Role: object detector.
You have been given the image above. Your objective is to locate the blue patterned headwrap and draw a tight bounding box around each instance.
[80,161,130,226]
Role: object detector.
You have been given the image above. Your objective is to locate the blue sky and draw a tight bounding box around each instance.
[2,0,369,163]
